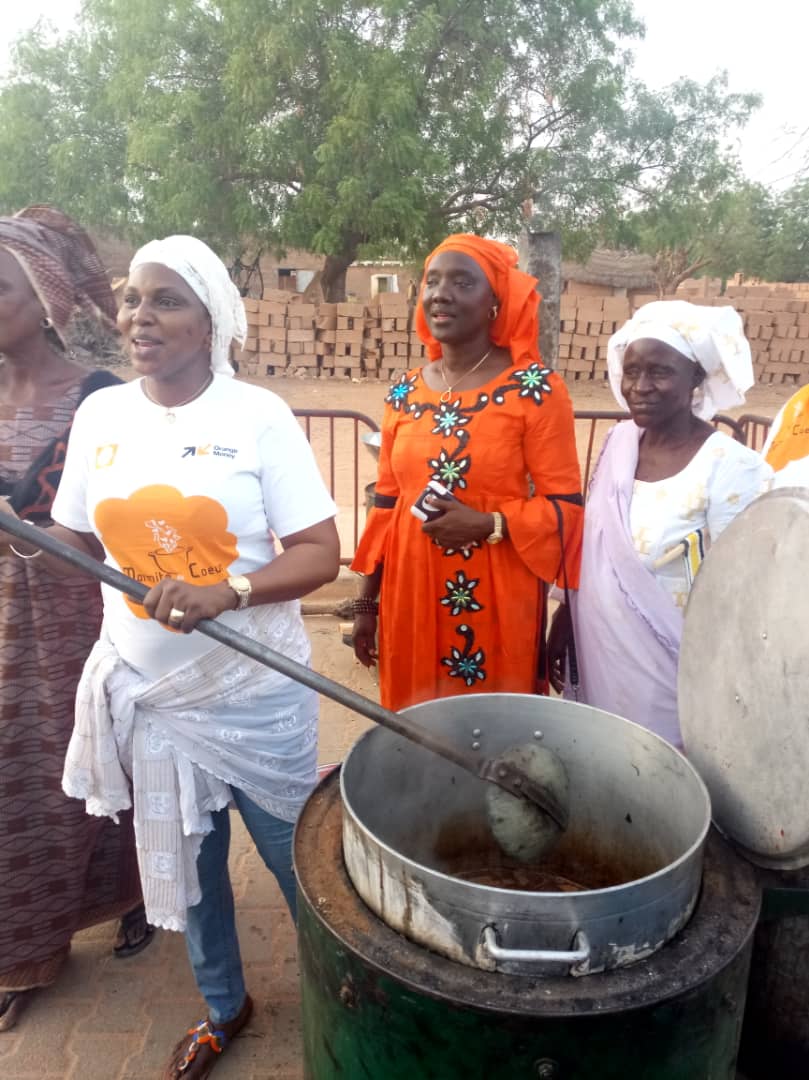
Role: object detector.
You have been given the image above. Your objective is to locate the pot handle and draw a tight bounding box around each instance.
[480,926,590,975]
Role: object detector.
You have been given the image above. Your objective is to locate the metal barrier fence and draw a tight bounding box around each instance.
[294,408,774,564]
[734,414,773,453]
[293,409,380,565]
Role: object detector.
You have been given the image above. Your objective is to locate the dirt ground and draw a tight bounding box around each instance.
[235,372,794,769]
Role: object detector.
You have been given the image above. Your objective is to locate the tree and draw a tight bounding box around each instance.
[0,1,758,299]
[608,178,776,295]
[766,179,809,282]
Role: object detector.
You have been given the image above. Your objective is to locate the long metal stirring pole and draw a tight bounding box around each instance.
[0,513,567,827]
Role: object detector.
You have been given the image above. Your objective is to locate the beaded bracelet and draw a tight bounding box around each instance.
[353,597,379,616]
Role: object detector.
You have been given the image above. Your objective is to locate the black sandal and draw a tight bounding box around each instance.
[113,903,156,959]
[0,990,34,1032]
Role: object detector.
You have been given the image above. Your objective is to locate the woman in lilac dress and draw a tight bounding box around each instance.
[548,301,772,746]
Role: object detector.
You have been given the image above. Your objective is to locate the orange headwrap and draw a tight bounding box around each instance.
[415,234,542,364]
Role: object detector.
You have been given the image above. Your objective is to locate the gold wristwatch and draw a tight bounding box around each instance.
[226,575,252,610]
[486,511,504,545]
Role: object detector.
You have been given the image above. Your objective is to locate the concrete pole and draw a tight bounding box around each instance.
[519,229,561,370]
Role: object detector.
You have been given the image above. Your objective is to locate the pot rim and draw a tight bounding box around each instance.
[340,695,712,899]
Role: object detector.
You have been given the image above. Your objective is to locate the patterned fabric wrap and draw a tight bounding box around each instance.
[414,234,543,366]
[0,379,140,991]
[63,603,318,931]
[130,235,247,376]
[0,206,116,343]
[0,370,121,522]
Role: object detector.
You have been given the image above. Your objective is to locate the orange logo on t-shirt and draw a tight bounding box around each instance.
[94,484,239,619]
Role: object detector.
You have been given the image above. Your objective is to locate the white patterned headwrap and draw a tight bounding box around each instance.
[130,235,247,376]
[607,300,754,420]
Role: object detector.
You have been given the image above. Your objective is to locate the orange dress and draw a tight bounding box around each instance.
[352,362,583,711]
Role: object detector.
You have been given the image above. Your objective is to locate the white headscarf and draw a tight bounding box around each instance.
[129,235,247,376]
[607,300,754,420]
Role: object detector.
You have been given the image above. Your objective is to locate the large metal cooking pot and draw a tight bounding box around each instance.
[341,693,710,976]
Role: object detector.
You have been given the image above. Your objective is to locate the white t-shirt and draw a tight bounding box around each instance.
[52,374,336,680]
[629,432,772,610]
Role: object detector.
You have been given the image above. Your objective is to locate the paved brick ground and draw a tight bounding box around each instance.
[0,815,303,1080]
[0,617,372,1080]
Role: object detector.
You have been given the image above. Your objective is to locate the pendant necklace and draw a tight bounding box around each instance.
[142,372,213,423]
[439,348,492,404]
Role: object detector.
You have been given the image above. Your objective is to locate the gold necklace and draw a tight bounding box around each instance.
[439,348,492,404]
[141,372,213,423]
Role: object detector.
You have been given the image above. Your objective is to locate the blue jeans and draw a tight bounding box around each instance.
[184,786,297,1024]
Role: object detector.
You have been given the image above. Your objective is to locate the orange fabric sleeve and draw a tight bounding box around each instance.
[498,375,583,588]
[351,406,399,575]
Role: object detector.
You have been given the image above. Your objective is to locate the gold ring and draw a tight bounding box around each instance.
[168,607,185,625]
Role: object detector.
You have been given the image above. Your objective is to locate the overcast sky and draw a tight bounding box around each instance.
[1,0,806,187]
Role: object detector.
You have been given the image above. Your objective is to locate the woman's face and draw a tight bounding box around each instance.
[118,263,211,381]
[621,338,702,429]
[0,248,47,354]
[421,251,495,346]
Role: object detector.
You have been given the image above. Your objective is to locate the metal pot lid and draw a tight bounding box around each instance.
[679,487,809,869]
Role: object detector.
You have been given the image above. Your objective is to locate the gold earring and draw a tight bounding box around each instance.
[489,305,499,321]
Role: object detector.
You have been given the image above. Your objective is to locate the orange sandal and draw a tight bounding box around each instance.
[162,994,253,1079]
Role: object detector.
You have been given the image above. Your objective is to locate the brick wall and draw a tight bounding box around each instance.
[237,289,425,379]
[558,283,809,387]
[237,282,809,386]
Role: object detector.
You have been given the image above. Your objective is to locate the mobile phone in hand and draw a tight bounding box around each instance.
[410,480,461,522]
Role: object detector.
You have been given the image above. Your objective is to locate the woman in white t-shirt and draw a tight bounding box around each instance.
[1,236,340,1079]
[547,301,772,748]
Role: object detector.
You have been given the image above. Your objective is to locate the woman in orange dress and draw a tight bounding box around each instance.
[351,234,583,711]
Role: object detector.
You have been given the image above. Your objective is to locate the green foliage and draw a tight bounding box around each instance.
[766,180,809,282]
[0,1,764,295]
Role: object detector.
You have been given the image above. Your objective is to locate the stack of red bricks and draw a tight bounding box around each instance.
[555,283,809,386]
[372,292,426,379]
[557,296,631,381]
[724,287,809,384]
[235,290,425,379]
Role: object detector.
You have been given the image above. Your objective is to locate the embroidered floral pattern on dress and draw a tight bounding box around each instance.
[385,366,546,686]
[441,623,486,686]
[431,400,472,437]
[492,363,553,406]
[386,373,428,417]
[441,571,483,616]
[428,446,471,490]
[435,540,480,561]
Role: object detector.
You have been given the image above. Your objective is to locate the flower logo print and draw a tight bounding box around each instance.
[145,518,183,553]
